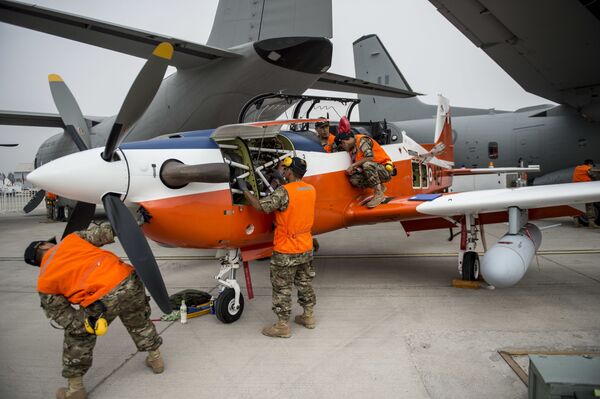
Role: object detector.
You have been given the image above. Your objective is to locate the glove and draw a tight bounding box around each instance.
[237,177,248,192]
[271,169,285,184]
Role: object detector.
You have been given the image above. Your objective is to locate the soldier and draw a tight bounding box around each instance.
[335,117,393,208]
[315,119,336,152]
[238,157,317,338]
[572,159,598,228]
[24,222,164,399]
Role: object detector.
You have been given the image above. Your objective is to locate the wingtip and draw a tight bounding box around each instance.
[48,73,63,82]
[152,42,174,60]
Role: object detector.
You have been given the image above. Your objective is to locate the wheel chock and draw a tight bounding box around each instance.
[452,279,481,289]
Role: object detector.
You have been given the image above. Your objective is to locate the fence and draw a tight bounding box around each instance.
[0,190,39,213]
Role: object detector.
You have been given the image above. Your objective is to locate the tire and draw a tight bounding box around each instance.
[64,206,72,221]
[462,251,480,281]
[214,288,244,324]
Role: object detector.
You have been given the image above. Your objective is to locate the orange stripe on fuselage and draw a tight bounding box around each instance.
[139,156,453,249]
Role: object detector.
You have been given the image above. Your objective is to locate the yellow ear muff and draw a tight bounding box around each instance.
[385,161,394,172]
[84,316,108,336]
[283,157,293,167]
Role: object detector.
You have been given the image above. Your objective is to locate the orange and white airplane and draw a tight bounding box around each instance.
[27,96,600,322]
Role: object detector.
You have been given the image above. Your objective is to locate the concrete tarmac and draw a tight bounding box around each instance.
[1,211,599,398]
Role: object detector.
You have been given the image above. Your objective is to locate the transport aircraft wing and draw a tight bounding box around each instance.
[312,72,421,98]
[429,0,600,120]
[0,110,104,129]
[0,0,240,70]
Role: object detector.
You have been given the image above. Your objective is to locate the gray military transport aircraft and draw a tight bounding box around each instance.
[0,0,417,213]
[353,0,600,186]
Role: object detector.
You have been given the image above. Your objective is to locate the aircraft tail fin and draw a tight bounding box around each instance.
[431,95,454,163]
[353,34,435,121]
[207,0,332,50]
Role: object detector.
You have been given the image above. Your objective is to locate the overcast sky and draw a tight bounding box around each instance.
[0,0,550,173]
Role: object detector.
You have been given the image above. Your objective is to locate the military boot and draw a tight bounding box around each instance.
[589,220,599,229]
[366,184,386,208]
[145,350,164,374]
[262,320,291,338]
[573,217,581,227]
[294,308,316,329]
[56,377,87,399]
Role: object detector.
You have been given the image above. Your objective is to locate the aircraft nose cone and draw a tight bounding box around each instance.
[254,36,332,74]
[27,148,129,204]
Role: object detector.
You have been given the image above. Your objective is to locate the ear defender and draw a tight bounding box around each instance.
[84,315,108,336]
[283,157,293,167]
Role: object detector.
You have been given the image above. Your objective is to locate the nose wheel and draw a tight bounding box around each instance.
[214,288,245,323]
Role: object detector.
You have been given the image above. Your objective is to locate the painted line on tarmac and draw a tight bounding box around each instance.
[2,248,600,262]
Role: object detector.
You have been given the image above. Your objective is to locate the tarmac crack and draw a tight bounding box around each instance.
[87,320,176,395]
[538,255,600,284]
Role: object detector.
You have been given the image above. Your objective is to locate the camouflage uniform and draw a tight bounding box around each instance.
[260,188,316,322]
[39,223,162,378]
[349,137,391,189]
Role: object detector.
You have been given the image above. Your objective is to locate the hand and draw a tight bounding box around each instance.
[346,165,356,175]
[272,169,285,184]
[237,177,248,191]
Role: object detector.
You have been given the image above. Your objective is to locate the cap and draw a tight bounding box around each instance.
[24,236,56,266]
[282,156,307,178]
[338,116,351,134]
[315,119,329,128]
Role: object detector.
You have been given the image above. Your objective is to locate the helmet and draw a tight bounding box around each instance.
[315,119,329,129]
[338,116,351,134]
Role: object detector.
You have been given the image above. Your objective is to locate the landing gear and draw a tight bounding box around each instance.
[458,214,481,282]
[214,288,244,323]
[214,249,245,323]
[461,251,480,281]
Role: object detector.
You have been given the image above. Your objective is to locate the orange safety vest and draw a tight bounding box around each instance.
[323,134,335,153]
[273,181,316,254]
[46,192,57,200]
[572,164,592,182]
[37,234,133,307]
[354,134,391,164]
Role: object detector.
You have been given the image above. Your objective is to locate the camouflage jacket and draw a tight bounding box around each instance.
[352,136,374,163]
[39,223,115,328]
[259,186,289,213]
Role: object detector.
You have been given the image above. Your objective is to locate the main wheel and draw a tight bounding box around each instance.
[214,288,244,324]
[462,251,480,281]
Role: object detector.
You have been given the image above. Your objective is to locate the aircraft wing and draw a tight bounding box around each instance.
[429,0,600,119]
[345,181,600,227]
[311,72,422,98]
[0,110,103,128]
[0,0,240,70]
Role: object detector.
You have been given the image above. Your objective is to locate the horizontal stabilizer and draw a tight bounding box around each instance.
[447,166,540,176]
[0,0,239,69]
[312,72,421,98]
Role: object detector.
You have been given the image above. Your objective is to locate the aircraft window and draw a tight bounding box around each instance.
[385,75,389,85]
[377,76,382,85]
[420,163,428,188]
[412,161,420,188]
[488,142,498,159]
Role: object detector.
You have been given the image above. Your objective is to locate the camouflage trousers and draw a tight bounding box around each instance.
[270,250,316,321]
[42,273,162,378]
[349,161,391,189]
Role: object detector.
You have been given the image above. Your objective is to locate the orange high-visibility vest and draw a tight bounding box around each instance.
[37,233,133,307]
[273,181,316,254]
[354,134,391,164]
[572,165,592,182]
[324,135,335,153]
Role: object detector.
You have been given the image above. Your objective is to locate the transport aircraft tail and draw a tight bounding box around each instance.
[353,34,493,122]
[208,0,333,49]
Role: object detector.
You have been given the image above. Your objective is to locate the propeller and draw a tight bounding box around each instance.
[23,190,46,213]
[0,144,18,147]
[56,42,174,313]
[103,193,171,313]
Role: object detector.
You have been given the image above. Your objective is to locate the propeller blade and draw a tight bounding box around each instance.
[48,74,91,150]
[61,202,97,239]
[0,144,18,147]
[23,189,46,213]
[102,42,173,161]
[102,193,171,314]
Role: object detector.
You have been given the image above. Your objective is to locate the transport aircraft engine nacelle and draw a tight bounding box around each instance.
[481,223,542,288]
